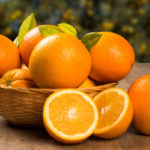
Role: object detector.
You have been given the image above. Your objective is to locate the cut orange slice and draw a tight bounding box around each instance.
[93,87,133,139]
[43,89,99,144]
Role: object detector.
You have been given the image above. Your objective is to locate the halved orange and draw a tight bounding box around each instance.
[43,89,99,144]
[93,87,133,139]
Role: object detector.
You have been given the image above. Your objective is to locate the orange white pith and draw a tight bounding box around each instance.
[43,89,99,144]
[93,87,133,139]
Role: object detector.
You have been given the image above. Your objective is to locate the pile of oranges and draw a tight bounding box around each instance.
[0,14,150,144]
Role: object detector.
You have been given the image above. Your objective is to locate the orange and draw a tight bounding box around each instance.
[20,25,60,66]
[89,32,135,83]
[43,89,99,144]
[0,34,20,76]
[93,87,133,139]
[0,69,37,88]
[29,33,91,88]
[79,78,95,88]
[128,75,150,135]
[20,26,44,66]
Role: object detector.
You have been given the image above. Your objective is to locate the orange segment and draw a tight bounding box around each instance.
[95,91,125,129]
[93,87,133,139]
[43,89,99,144]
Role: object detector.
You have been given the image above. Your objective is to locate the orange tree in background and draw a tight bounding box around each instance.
[0,0,150,62]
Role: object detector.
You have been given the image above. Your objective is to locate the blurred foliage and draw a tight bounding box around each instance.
[0,0,150,62]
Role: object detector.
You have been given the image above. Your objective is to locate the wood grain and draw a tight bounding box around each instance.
[0,63,150,150]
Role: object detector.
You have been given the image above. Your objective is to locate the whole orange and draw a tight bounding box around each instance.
[0,35,20,76]
[20,25,60,66]
[29,33,91,88]
[89,32,135,83]
[0,68,37,88]
[128,75,150,135]
[20,27,44,66]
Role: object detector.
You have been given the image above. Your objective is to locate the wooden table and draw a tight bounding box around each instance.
[0,63,150,150]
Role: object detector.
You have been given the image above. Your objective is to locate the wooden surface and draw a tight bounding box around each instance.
[0,63,150,150]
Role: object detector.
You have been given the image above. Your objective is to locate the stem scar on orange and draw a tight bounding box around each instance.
[0,69,37,88]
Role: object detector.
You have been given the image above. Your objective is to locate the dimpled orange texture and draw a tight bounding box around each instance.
[29,33,91,88]
[0,68,37,88]
[20,27,44,66]
[89,32,135,83]
[128,75,150,135]
[79,78,95,88]
[20,25,61,66]
[0,34,20,76]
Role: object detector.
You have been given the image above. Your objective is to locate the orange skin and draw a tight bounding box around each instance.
[0,69,37,88]
[0,35,20,76]
[20,25,60,66]
[89,32,135,83]
[93,87,133,139]
[43,89,99,144]
[20,27,44,66]
[79,78,95,88]
[128,75,150,135]
[29,33,91,88]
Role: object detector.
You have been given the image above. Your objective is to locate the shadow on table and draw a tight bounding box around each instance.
[2,120,60,144]
[3,120,93,147]
[1,119,149,149]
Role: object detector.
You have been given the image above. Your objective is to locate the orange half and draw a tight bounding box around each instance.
[43,89,99,144]
[93,87,133,139]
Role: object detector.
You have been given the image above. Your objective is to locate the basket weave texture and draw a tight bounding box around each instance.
[0,83,117,128]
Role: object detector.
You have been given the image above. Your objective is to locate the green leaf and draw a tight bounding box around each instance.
[81,32,102,50]
[13,37,19,47]
[39,25,63,37]
[6,80,11,86]
[58,23,77,36]
[17,13,37,46]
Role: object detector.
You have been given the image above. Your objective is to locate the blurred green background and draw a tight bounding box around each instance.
[0,0,150,62]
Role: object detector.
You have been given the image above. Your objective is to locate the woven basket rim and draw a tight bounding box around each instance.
[0,82,117,94]
[0,82,117,128]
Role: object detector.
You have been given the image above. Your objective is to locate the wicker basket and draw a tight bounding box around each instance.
[0,83,117,128]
